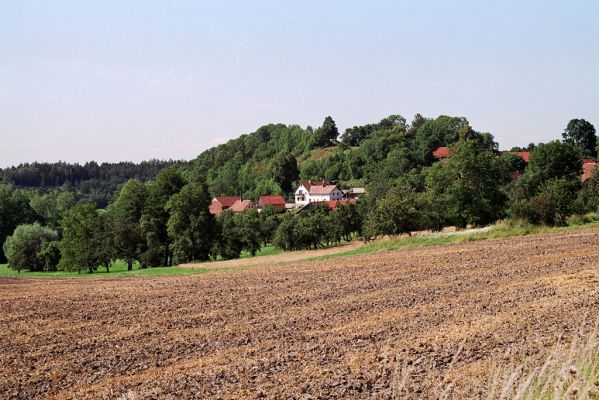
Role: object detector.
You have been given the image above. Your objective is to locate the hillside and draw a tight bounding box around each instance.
[2,226,598,398]
[189,114,488,198]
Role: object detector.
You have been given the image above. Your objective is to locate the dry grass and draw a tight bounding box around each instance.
[486,320,599,400]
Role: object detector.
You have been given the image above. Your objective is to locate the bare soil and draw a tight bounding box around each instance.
[180,241,364,270]
[1,227,599,399]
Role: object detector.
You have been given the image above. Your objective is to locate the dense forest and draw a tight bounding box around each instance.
[0,160,185,208]
[1,114,598,272]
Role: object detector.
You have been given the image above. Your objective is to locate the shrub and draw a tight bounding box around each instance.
[140,247,163,268]
[3,223,59,272]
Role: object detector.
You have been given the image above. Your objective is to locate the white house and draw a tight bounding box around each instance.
[294,181,343,206]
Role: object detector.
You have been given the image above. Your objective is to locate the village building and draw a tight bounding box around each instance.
[294,181,343,206]
[229,199,256,213]
[509,151,531,163]
[345,187,366,199]
[298,198,357,212]
[257,195,286,212]
[209,196,241,215]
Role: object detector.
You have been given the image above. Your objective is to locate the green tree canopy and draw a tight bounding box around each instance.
[0,184,36,263]
[106,179,148,270]
[141,166,186,266]
[30,190,76,232]
[527,141,583,181]
[59,203,108,273]
[3,223,59,272]
[424,139,507,227]
[167,178,216,263]
[562,118,597,158]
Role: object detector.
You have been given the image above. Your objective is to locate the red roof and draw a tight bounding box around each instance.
[300,181,338,195]
[510,152,531,163]
[230,199,255,212]
[327,199,356,211]
[432,147,451,159]
[582,161,597,182]
[212,196,241,207]
[259,195,285,205]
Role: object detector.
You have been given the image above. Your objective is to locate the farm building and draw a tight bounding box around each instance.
[294,181,343,206]
[229,199,256,213]
[509,151,531,163]
[258,195,286,212]
[209,196,241,215]
[298,198,357,212]
[345,187,366,199]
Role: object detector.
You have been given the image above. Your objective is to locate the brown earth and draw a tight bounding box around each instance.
[1,227,599,399]
[180,241,364,270]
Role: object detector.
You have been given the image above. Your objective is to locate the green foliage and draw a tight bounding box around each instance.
[167,178,216,263]
[59,203,109,273]
[235,210,261,256]
[579,166,599,211]
[270,152,299,194]
[214,210,244,260]
[340,115,406,146]
[191,123,310,197]
[140,247,163,268]
[424,139,507,227]
[311,116,339,148]
[273,205,349,251]
[0,184,36,263]
[563,118,597,158]
[334,203,363,240]
[214,209,262,260]
[140,166,186,266]
[3,223,59,272]
[364,187,425,238]
[106,179,148,270]
[527,140,583,181]
[412,115,473,165]
[30,190,76,232]
[510,177,582,226]
[0,160,183,208]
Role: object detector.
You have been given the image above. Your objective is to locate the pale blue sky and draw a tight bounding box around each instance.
[1,1,598,167]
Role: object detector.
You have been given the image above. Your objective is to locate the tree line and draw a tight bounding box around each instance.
[0,159,184,208]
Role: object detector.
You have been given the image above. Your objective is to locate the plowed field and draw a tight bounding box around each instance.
[1,227,599,399]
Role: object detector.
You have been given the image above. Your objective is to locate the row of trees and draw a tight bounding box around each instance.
[3,165,326,272]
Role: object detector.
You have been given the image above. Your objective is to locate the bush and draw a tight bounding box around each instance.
[510,177,582,226]
[3,223,59,272]
[140,247,163,268]
[364,187,425,238]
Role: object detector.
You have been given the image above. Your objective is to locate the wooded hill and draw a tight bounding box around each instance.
[189,114,499,199]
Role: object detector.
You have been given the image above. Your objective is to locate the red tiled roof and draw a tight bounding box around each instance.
[582,162,597,182]
[259,195,285,205]
[300,181,338,195]
[327,199,356,211]
[212,196,241,207]
[230,199,255,212]
[510,152,531,163]
[432,147,451,159]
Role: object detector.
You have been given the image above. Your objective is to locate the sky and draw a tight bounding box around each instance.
[1,0,598,167]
